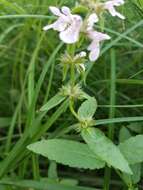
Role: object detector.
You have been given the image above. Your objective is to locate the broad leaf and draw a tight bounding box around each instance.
[131,164,141,184]
[119,135,143,164]
[78,97,97,119]
[122,164,141,185]
[40,93,66,112]
[81,128,132,174]
[27,139,105,170]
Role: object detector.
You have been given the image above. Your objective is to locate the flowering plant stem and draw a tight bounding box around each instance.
[67,43,79,119]
[69,99,79,120]
[71,63,75,86]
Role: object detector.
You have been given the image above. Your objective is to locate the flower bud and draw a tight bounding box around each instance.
[60,51,87,80]
[72,5,89,17]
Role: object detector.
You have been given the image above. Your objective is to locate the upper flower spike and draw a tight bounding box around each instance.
[43,6,83,44]
[86,13,111,62]
[104,0,125,19]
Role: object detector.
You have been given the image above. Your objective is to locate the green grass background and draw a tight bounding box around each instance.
[0,0,143,189]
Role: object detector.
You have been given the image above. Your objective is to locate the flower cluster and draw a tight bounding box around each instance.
[43,0,125,62]
[43,6,83,44]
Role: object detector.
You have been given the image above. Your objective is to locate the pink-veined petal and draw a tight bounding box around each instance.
[88,31,111,42]
[89,48,100,62]
[49,6,61,16]
[113,0,125,6]
[87,30,110,62]
[52,18,68,31]
[43,24,54,31]
[61,6,71,16]
[59,15,82,44]
[115,12,125,19]
[59,25,80,43]
[104,0,125,19]
[87,13,99,31]
[88,42,100,62]
[105,4,117,16]
[44,6,83,44]
[43,18,67,32]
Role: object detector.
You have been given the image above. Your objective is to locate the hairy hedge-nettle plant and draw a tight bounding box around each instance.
[27,1,141,190]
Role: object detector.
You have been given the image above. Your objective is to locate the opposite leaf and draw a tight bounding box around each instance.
[119,135,143,164]
[40,93,66,112]
[122,164,141,186]
[78,97,97,119]
[27,139,105,170]
[81,128,132,174]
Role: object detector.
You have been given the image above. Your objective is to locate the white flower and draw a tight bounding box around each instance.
[43,6,83,44]
[86,14,111,62]
[87,31,111,61]
[104,0,125,19]
[86,13,99,31]
[75,51,87,59]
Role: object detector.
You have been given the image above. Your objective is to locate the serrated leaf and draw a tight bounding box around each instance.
[81,128,132,174]
[27,139,105,170]
[40,93,66,112]
[119,135,143,164]
[78,97,97,119]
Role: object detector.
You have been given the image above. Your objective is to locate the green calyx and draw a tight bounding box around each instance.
[60,84,84,100]
[60,52,86,66]
[80,117,95,129]
[72,5,89,17]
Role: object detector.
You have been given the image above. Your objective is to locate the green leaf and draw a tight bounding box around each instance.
[119,135,143,164]
[81,128,132,174]
[60,179,78,186]
[48,161,58,179]
[40,93,66,112]
[131,164,141,184]
[0,179,99,190]
[127,122,143,133]
[122,164,141,186]
[119,127,131,143]
[78,97,97,119]
[27,139,105,170]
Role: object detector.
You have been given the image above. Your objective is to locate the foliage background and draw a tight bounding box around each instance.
[0,0,143,189]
